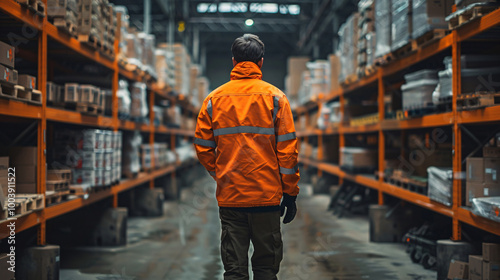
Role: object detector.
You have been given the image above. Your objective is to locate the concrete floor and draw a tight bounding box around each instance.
[60,175,437,280]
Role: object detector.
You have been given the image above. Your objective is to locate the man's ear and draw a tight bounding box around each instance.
[232,57,237,67]
[257,58,263,68]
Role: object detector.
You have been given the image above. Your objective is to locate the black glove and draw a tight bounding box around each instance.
[280,193,297,224]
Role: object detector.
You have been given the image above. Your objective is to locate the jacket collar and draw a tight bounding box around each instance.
[230,61,263,80]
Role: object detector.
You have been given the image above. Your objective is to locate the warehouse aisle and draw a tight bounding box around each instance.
[59,174,436,280]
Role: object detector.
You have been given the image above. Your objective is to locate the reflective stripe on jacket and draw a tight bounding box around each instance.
[194,61,300,207]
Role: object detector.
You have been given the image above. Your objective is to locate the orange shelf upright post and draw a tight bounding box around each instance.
[377,71,385,205]
[37,0,48,246]
[452,30,462,241]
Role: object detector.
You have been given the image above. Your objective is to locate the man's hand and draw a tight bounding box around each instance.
[280,193,297,224]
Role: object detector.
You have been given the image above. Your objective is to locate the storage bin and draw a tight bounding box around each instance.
[401,79,439,110]
[404,69,438,83]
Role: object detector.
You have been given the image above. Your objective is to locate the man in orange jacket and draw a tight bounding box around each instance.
[194,34,300,279]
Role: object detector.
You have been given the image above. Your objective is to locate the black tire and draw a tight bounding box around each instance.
[410,247,422,264]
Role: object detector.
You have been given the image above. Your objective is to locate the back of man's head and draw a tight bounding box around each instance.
[231,34,265,64]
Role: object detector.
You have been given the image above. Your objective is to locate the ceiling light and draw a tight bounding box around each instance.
[245,19,254,26]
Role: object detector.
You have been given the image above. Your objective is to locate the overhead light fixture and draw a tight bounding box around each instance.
[245,18,254,26]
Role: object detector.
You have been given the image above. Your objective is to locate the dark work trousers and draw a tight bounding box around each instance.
[219,208,283,280]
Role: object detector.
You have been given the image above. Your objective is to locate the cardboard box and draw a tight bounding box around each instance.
[0,41,15,68]
[15,165,37,184]
[15,183,37,193]
[484,243,500,262]
[483,261,500,280]
[0,175,7,197]
[466,182,500,207]
[329,54,340,93]
[467,158,484,183]
[6,147,37,165]
[0,253,15,280]
[469,255,483,280]
[485,158,500,183]
[0,64,18,85]
[448,259,469,280]
[0,156,8,177]
[18,74,37,90]
[484,147,500,158]
[340,147,377,169]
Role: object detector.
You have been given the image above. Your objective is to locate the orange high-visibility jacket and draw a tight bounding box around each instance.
[194,61,300,208]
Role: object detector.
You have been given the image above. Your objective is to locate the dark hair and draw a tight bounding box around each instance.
[231,34,265,64]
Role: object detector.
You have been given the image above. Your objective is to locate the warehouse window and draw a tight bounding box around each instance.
[197,3,299,15]
[218,3,248,13]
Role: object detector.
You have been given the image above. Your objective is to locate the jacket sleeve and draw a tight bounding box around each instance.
[194,99,216,179]
[275,95,300,196]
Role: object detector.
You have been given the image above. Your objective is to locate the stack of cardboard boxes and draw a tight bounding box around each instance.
[284,56,309,109]
[337,13,359,83]
[466,143,500,206]
[5,147,38,194]
[0,41,19,97]
[357,0,376,76]
[449,243,500,280]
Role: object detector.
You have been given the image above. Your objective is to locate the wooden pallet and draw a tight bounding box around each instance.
[0,201,25,220]
[17,0,45,17]
[364,64,377,77]
[386,175,428,195]
[78,34,101,50]
[16,194,45,211]
[448,4,500,30]
[457,92,500,111]
[374,53,395,66]
[69,184,92,196]
[0,83,42,105]
[404,105,436,118]
[412,29,448,49]
[76,103,101,116]
[53,17,77,37]
[341,74,359,87]
[46,180,70,192]
[45,190,70,206]
[47,169,72,181]
[392,42,415,58]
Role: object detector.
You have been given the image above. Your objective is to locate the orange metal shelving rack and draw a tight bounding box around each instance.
[295,8,500,239]
[0,1,198,242]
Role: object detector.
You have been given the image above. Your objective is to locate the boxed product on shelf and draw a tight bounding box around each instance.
[401,73,439,111]
[1,147,37,186]
[412,0,453,39]
[155,49,173,90]
[138,33,156,75]
[122,131,141,178]
[64,83,80,103]
[117,80,131,118]
[164,104,182,127]
[427,166,453,206]
[468,255,482,280]
[130,82,148,119]
[472,197,500,222]
[197,76,210,105]
[18,74,36,90]
[285,56,310,106]
[140,144,152,170]
[340,147,377,170]
[408,148,451,177]
[337,13,359,83]
[0,64,18,86]
[375,0,392,58]
[0,41,15,68]
[328,54,341,93]
[391,0,412,51]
